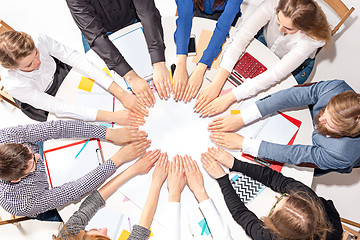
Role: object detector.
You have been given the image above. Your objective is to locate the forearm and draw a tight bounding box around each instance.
[98,167,137,201]
[174,0,194,55]
[108,82,127,103]
[139,181,162,229]
[211,67,230,92]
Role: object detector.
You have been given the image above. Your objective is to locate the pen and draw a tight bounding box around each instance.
[75,139,90,158]
[128,217,132,231]
[205,77,213,83]
[254,157,271,167]
[171,64,176,77]
[96,148,104,165]
[144,75,153,81]
[123,78,131,91]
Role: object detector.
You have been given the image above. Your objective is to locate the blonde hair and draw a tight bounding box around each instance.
[262,192,332,240]
[326,91,360,137]
[276,0,332,47]
[0,30,35,69]
[52,223,111,240]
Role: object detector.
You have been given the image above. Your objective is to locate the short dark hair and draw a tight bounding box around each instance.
[0,143,32,181]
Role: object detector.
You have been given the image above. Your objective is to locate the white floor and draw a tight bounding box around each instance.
[0,0,359,239]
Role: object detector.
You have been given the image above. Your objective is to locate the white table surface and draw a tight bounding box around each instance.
[45,16,314,240]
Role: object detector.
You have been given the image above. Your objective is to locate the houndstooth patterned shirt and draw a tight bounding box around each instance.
[0,120,117,217]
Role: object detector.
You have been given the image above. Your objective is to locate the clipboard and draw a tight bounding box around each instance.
[240,111,302,173]
[43,138,104,188]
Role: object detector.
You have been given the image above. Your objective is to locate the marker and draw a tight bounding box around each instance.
[75,139,90,158]
[171,64,176,77]
[254,157,271,167]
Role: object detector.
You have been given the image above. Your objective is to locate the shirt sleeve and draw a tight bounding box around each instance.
[200,0,243,67]
[127,225,151,240]
[174,0,194,56]
[199,198,233,240]
[59,190,105,238]
[14,159,116,217]
[0,120,107,144]
[242,137,262,157]
[216,174,273,240]
[220,0,273,72]
[132,0,166,64]
[161,202,181,240]
[39,34,113,90]
[231,40,322,101]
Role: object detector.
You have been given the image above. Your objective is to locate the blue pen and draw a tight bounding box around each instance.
[75,139,90,158]
[123,78,131,91]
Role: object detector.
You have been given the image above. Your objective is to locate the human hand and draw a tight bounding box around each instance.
[210,132,244,149]
[152,62,171,100]
[117,91,148,117]
[105,126,147,145]
[183,63,207,103]
[112,110,146,126]
[152,152,169,187]
[130,149,160,175]
[124,70,155,107]
[182,155,209,203]
[172,56,188,101]
[201,152,226,179]
[206,147,234,169]
[167,155,186,202]
[199,92,237,117]
[208,114,245,132]
[111,139,151,167]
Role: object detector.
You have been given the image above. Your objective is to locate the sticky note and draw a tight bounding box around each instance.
[231,110,241,114]
[149,227,153,237]
[198,218,210,236]
[102,68,112,78]
[78,77,95,92]
[231,174,240,182]
[118,229,130,240]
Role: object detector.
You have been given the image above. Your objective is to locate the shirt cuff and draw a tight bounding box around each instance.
[241,104,262,124]
[242,137,262,157]
[198,198,216,215]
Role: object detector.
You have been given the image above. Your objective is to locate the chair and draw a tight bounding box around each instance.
[0,214,30,226]
[322,0,355,36]
[0,20,18,108]
[341,217,360,240]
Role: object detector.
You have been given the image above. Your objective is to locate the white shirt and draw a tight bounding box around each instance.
[163,199,233,240]
[1,33,114,121]
[220,0,325,101]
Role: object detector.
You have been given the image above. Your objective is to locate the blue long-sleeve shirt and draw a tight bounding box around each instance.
[174,0,243,67]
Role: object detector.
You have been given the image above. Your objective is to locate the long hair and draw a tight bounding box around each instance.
[193,0,225,11]
[276,0,331,47]
[0,30,35,69]
[262,192,332,240]
[325,91,360,137]
[52,223,111,240]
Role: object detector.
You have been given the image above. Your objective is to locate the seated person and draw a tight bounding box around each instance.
[54,150,167,240]
[202,147,343,240]
[0,31,147,122]
[0,120,150,218]
[65,0,171,103]
[208,80,360,174]
[173,0,243,102]
[195,0,331,117]
[164,155,232,240]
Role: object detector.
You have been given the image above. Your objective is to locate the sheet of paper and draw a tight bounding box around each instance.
[192,29,223,69]
[44,139,102,188]
[112,27,153,79]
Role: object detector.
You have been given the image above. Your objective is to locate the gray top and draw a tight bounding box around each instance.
[59,190,151,240]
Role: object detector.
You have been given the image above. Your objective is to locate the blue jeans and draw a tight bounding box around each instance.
[254,28,315,84]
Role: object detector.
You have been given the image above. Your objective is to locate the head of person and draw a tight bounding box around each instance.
[193,0,225,11]
[0,143,40,182]
[276,0,331,46]
[53,226,110,240]
[262,192,332,240]
[314,91,360,138]
[0,30,41,72]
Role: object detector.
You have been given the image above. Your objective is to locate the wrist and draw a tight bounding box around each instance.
[105,128,114,142]
[176,55,187,67]
[196,62,208,72]
[168,192,181,202]
[194,189,209,203]
[153,61,166,69]
[124,70,139,82]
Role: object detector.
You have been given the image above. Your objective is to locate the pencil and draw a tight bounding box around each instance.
[75,139,90,158]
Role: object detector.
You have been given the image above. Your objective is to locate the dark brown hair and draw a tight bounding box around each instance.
[262,192,332,240]
[276,0,331,47]
[53,223,111,240]
[0,143,33,181]
[193,0,225,11]
[0,30,35,69]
